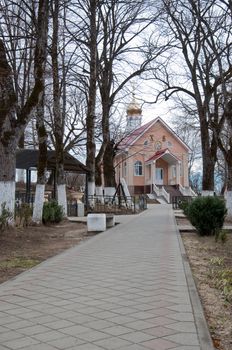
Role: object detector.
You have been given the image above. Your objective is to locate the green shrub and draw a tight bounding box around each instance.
[179,200,190,216]
[17,203,32,227]
[42,200,63,224]
[186,196,227,236]
[215,229,228,243]
[0,203,13,232]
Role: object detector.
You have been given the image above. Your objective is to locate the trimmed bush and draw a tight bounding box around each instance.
[186,196,227,236]
[42,200,63,224]
[179,200,190,216]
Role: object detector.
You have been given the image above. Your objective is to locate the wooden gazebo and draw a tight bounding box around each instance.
[16,149,89,201]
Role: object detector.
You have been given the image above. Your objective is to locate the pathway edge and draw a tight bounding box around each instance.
[173,211,216,350]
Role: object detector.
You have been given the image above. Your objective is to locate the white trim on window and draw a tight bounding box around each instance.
[134,160,143,176]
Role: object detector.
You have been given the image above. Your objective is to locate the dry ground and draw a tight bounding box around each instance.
[0,220,95,284]
[176,216,232,350]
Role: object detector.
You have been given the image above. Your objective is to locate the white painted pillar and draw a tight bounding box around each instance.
[87,181,95,208]
[88,181,95,197]
[176,161,181,185]
[57,184,67,217]
[32,184,45,224]
[153,161,156,186]
[16,169,25,183]
[183,154,189,187]
[225,191,232,219]
[0,181,15,222]
[95,186,104,203]
[167,165,172,185]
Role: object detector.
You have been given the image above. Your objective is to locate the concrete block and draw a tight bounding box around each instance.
[106,214,115,228]
[87,213,106,232]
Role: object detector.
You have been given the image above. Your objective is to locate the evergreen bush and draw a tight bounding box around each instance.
[187,196,227,236]
[42,200,63,224]
[179,200,190,216]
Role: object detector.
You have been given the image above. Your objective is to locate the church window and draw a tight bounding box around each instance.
[134,161,143,176]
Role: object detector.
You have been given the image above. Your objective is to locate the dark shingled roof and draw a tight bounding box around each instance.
[16,149,89,173]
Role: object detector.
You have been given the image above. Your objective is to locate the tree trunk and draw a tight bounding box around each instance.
[0,38,17,215]
[200,118,215,194]
[32,92,47,223]
[0,142,17,215]
[225,152,232,218]
[86,0,97,202]
[51,0,67,216]
[103,140,116,188]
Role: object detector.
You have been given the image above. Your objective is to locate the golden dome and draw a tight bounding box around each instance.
[127,93,142,116]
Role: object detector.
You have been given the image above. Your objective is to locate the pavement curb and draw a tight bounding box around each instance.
[173,213,216,350]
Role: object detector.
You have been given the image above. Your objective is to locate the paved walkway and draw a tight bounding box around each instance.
[0,205,214,350]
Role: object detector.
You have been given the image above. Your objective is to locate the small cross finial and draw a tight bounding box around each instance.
[132,82,136,101]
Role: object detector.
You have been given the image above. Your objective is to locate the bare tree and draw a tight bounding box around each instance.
[95,0,157,195]
[50,0,69,215]
[151,0,232,194]
[170,96,202,180]
[85,0,97,199]
[32,90,48,223]
[0,0,49,216]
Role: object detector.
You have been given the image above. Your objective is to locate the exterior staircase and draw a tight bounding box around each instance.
[151,185,194,204]
[158,185,183,202]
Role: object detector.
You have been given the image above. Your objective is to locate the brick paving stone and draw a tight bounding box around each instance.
[94,336,132,349]
[32,330,68,342]
[0,205,213,350]
[23,345,58,350]
[77,330,112,342]
[164,333,200,346]
[43,319,75,330]
[60,324,91,336]
[165,321,197,333]
[2,336,40,349]
[141,338,178,350]
[0,331,23,343]
[66,343,105,350]
[47,336,86,349]
[120,331,155,343]
[170,347,200,350]
[17,325,51,336]
[102,325,133,336]
[143,326,178,337]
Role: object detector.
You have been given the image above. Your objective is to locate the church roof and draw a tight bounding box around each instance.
[117,117,190,151]
[118,119,154,149]
[145,148,180,164]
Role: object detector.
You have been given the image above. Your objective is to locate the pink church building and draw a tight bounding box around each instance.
[115,97,194,202]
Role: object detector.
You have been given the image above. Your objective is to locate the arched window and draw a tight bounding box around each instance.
[134,161,143,176]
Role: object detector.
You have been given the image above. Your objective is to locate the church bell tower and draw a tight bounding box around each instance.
[126,93,142,132]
